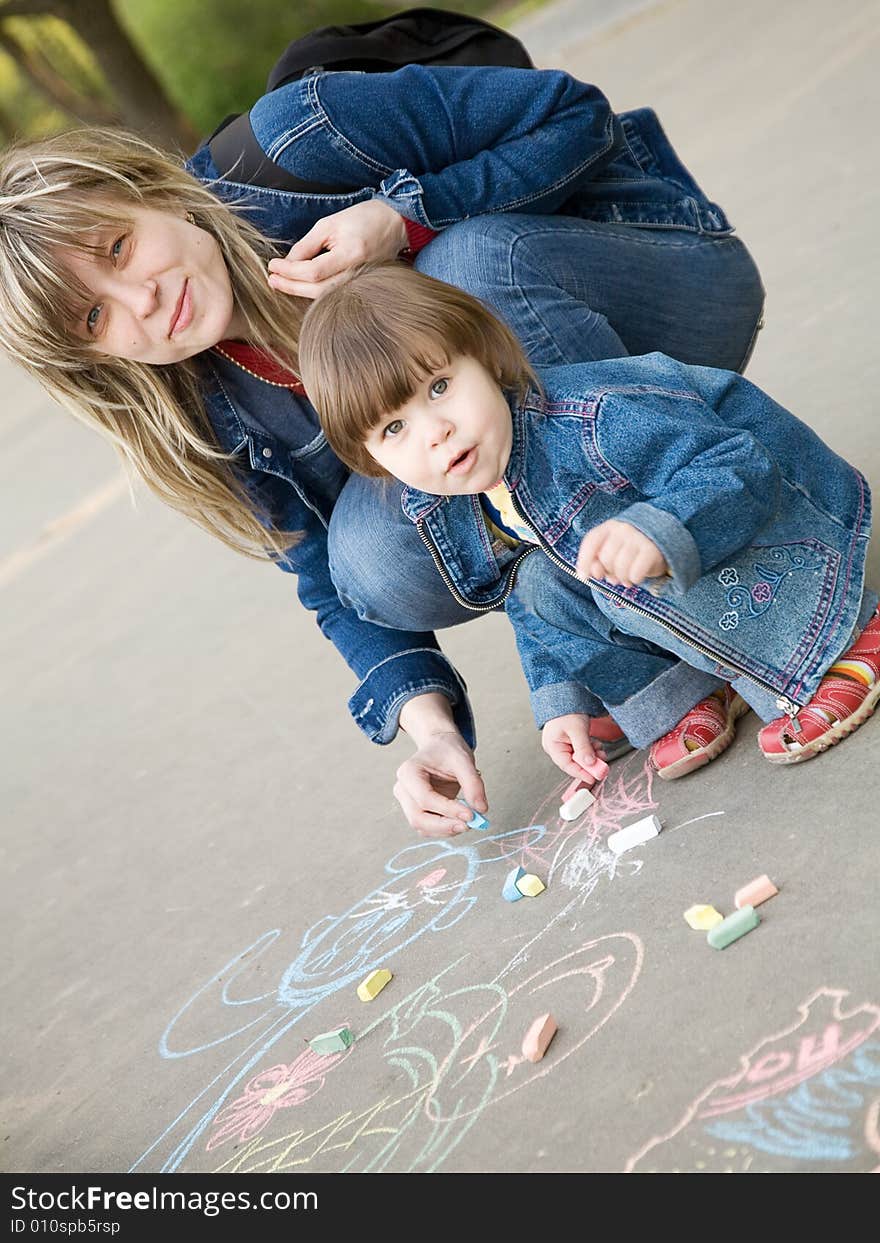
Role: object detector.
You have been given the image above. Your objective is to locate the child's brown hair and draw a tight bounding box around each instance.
[298,262,536,477]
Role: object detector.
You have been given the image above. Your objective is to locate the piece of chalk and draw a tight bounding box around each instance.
[559,787,595,821]
[357,968,392,1002]
[607,814,662,855]
[683,904,724,931]
[734,874,778,909]
[522,1013,558,1063]
[707,905,760,950]
[308,1026,354,1054]
[515,872,546,898]
[457,799,489,830]
[503,866,526,902]
[584,756,609,781]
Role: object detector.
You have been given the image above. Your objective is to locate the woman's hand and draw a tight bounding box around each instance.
[395,693,488,838]
[576,520,668,588]
[542,713,604,781]
[267,199,409,300]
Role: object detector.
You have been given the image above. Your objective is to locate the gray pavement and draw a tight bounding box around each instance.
[2,0,879,1177]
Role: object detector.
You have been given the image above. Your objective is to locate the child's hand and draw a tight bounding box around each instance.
[542,714,603,781]
[576,520,668,588]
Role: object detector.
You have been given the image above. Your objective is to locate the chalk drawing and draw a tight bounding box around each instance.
[206,1047,350,1152]
[626,989,880,1172]
[132,755,667,1173]
[210,934,642,1173]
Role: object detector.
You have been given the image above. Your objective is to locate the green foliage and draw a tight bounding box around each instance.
[0,1,522,144]
[117,0,511,140]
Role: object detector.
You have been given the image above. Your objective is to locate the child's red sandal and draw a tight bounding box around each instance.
[758,606,880,763]
[649,685,749,780]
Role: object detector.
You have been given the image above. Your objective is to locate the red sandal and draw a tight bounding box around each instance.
[758,606,880,763]
[649,685,749,780]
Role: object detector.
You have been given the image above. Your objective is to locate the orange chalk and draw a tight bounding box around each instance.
[734,874,778,909]
[522,1013,558,1062]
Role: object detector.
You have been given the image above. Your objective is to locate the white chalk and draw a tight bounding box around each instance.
[559,787,595,821]
[607,814,662,855]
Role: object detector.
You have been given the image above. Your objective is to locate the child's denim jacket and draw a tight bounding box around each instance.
[399,355,872,719]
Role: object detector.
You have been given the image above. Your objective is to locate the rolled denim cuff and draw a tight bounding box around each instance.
[348,647,474,748]
[609,660,723,749]
[530,680,604,729]
[615,502,702,594]
[374,169,436,229]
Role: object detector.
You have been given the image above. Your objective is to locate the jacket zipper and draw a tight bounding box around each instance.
[416,517,537,613]
[502,494,802,721]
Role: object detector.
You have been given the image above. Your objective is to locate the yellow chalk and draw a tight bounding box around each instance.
[515,873,546,897]
[684,904,724,930]
[357,968,392,1002]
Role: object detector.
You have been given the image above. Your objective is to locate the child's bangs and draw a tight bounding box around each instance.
[328,320,451,443]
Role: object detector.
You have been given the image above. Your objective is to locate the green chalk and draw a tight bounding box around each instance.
[707,905,760,950]
[308,1026,354,1054]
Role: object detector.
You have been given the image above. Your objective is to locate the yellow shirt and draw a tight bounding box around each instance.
[481,480,538,547]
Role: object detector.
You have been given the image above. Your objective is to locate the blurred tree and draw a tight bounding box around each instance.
[0,0,198,147]
[0,18,118,124]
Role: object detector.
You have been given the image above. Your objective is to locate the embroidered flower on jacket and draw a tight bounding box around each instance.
[718,567,739,586]
[719,611,739,631]
[751,581,773,603]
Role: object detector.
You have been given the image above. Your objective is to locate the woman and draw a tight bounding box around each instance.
[0,63,764,835]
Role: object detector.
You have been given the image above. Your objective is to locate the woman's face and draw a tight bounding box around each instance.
[64,204,246,364]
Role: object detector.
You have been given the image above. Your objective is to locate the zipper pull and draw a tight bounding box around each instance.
[775,696,801,726]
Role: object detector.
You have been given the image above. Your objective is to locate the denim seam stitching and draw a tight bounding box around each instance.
[311,73,394,177]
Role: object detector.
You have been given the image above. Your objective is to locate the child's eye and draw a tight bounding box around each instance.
[86,304,103,333]
[429,378,449,398]
[382,418,405,438]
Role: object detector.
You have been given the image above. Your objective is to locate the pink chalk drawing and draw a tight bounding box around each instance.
[516,752,658,896]
[206,1047,349,1151]
[417,869,447,888]
[626,989,880,1173]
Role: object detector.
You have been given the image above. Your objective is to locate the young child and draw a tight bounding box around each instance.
[298,263,879,775]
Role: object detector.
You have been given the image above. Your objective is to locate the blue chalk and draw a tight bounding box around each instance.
[503,866,526,902]
[458,799,489,830]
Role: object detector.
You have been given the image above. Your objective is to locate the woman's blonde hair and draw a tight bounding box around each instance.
[298,262,536,477]
[0,127,308,559]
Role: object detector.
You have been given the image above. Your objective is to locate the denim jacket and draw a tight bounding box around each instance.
[185,65,735,744]
[187,65,733,244]
[399,355,871,721]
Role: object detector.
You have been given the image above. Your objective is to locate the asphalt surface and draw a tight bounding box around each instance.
[2,0,879,1179]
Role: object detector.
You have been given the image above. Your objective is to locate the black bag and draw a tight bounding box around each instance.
[208,6,534,194]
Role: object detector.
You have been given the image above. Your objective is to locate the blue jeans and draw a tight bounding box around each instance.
[328,213,765,719]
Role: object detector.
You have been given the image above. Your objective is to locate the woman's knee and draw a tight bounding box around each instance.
[416,215,530,290]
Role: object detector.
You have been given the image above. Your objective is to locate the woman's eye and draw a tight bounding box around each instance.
[86,305,102,332]
[429,378,449,398]
[383,419,405,438]
[110,236,126,262]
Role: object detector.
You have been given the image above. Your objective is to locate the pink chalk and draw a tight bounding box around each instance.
[734,874,778,909]
[522,1013,558,1063]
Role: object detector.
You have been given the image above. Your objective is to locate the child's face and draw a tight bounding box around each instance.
[364,355,513,494]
